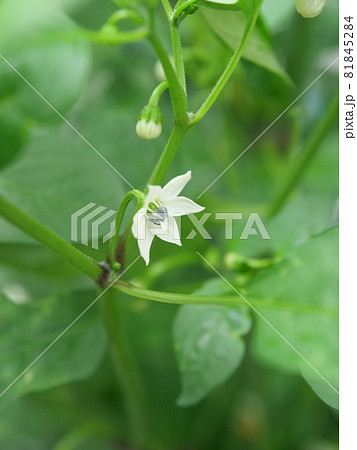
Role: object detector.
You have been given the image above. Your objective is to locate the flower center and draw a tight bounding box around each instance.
[147,203,168,226]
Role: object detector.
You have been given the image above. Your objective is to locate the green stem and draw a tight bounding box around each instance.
[85,27,148,46]
[147,122,189,186]
[114,281,338,316]
[148,81,169,105]
[148,33,188,124]
[160,0,173,20]
[268,93,339,216]
[173,0,197,22]
[100,289,153,448]
[0,193,102,281]
[107,9,144,27]
[190,0,263,125]
[108,190,144,264]
[171,21,186,93]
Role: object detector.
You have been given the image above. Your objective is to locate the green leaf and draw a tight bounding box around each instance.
[173,289,251,406]
[0,0,91,121]
[0,290,107,400]
[247,227,338,408]
[261,0,295,30]
[0,121,127,244]
[0,103,27,170]
[202,8,289,81]
[225,190,337,261]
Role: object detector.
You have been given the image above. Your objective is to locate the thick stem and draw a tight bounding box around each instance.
[268,93,339,217]
[171,21,186,93]
[0,194,102,281]
[148,34,188,124]
[190,0,263,125]
[100,289,153,448]
[147,122,189,186]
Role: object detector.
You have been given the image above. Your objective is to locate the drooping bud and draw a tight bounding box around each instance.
[136,104,163,140]
[295,0,326,18]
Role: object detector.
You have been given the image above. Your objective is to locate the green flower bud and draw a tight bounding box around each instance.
[136,104,163,140]
[295,0,326,18]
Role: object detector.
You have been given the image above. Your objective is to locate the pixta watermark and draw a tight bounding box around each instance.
[71,203,270,250]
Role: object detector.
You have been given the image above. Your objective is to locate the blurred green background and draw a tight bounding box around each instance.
[0,0,338,449]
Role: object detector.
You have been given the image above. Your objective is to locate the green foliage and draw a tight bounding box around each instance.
[0,291,107,400]
[0,122,126,243]
[202,8,289,80]
[174,279,251,405]
[0,103,26,169]
[247,227,338,408]
[175,226,338,410]
[261,0,295,29]
[0,0,338,447]
[0,0,91,121]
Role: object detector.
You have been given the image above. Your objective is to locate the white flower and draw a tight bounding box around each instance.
[132,171,204,265]
[136,119,162,140]
[295,0,326,18]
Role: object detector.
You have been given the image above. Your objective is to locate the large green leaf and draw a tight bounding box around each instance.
[247,227,338,408]
[0,123,127,244]
[173,279,251,406]
[0,0,91,121]
[202,8,289,81]
[0,290,107,401]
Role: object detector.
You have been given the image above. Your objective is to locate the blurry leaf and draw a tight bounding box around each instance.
[202,8,289,81]
[301,364,339,410]
[173,295,251,406]
[224,127,338,259]
[0,0,91,121]
[261,0,294,30]
[0,103,27,169]
[247,227,338,408]
[0,243,91,300]
[264,192,337,254]
[224,191,337,260]
[0,123,127,244]
[0,290,107,400]
[303,131,339,194]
